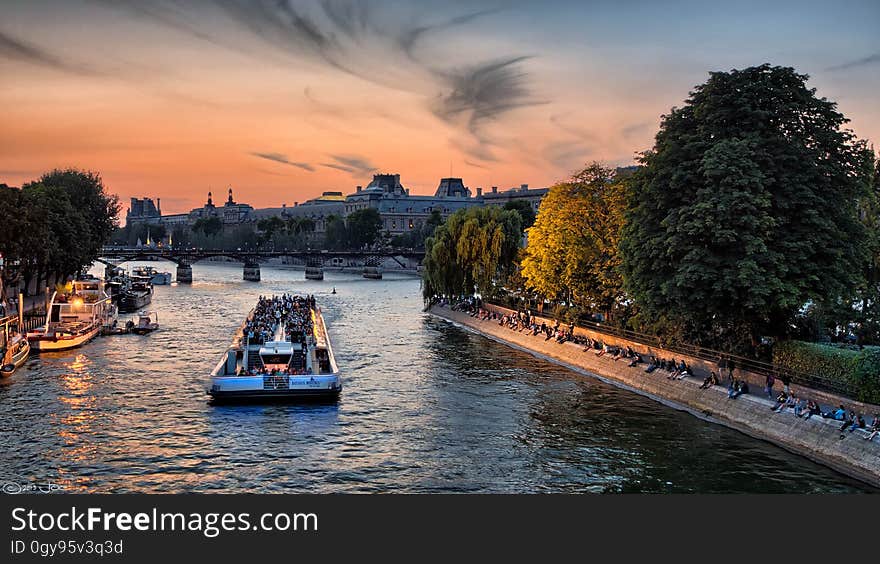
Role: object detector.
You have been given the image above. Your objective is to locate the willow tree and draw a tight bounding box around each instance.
[620,64,875,351]
[422,206,522,302]
[520,163,629,320]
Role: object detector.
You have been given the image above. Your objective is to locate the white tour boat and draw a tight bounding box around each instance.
[208,294,341,402]
[27,276,116,352]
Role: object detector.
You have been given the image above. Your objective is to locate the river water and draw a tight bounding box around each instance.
[0,262,873,493]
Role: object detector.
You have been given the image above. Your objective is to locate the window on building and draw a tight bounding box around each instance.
[408,219,414,229]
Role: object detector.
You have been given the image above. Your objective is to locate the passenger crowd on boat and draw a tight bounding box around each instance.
[245,294,315,346]
[448,298,880,443]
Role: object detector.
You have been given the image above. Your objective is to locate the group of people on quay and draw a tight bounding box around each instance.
[244,294,315,346]
[447,298,880,443]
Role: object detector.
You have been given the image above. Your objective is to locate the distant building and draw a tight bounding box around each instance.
[128,176,550,238]
[126,197,162,225]
[480,184,549,213]
[344,174,484,235]
[189,188,254,224]
[251,191,347,236]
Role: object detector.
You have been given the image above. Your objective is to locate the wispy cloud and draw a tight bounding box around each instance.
[86,1,540,160]
[250,151,314,172]
[543,140,592,170]
[0,31,99,75]
[826,52,880,71]
[465,160,490,170]
[321,154,377,177]
[621,121,651,139]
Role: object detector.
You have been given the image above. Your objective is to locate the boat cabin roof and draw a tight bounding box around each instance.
[259,341,302,356]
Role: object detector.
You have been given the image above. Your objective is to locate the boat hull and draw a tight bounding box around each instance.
[118,291,152,313]
[28,325,100,352]
[1,341,30,376]
[208,374,341,403]
[151,273,171,285]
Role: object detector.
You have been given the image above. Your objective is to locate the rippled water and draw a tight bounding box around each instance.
[0,262,874,493]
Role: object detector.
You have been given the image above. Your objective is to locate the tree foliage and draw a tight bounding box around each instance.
[520,163,629,318]
[503,200,536,230]
[422,206,522,302]
[0,169,120,299]
[346,208,382,248]
[620,64,874,351]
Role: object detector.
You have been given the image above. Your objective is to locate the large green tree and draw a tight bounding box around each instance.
[620,64,875,351]
[521,163,629,320]
[0,169,120,299]
[422,206,522,302]
[346,208,382,249]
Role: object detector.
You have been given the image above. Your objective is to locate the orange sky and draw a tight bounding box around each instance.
[1,0,878,216]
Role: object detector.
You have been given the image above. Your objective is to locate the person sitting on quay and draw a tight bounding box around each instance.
[728,379,749,399]
[628,353,644,367]
[769,390,788,412]
[799,400,821,420]
[644,356,659,373]
[793,397,809,418]
[673,361,690,380]
[823,404,847,420]
[842,412,865,434]
[699,371,719,389]
[864,414,880,442]
[776,393,798,414]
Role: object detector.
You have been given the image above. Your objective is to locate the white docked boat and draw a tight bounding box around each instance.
[208,294,341,402]
[27,276,116,352]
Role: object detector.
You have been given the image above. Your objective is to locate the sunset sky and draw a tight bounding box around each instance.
[1,0,878,216]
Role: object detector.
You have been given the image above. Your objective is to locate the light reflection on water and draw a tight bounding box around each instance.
[0,261,874,493]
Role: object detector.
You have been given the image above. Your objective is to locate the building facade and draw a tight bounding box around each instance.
[126,197,162,225]
[126,177,549,237]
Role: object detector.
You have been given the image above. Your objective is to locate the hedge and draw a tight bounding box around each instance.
[773,341,880,404]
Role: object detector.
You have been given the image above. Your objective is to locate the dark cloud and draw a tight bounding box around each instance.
[0,31,99,75]
[326,154,377,176]
[250,151,314,172]
[321,163,356,174]
[464,159,489,170]
[431,56,538,138]
[826,52,880,71]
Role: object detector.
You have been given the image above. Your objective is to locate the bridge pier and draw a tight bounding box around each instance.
[243,261,261,282]
[305,257,323,280]
[176,262,193,284]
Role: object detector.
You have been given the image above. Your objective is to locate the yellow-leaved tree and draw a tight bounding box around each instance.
[521,163,630,321]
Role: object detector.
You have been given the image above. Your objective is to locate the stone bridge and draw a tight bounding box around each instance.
[98,247,425,283]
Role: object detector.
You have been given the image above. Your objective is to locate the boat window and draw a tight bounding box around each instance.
[50,304,61,322]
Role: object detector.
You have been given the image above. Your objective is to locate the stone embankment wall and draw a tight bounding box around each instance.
[482,304,880,414]
[431,306,880,488]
